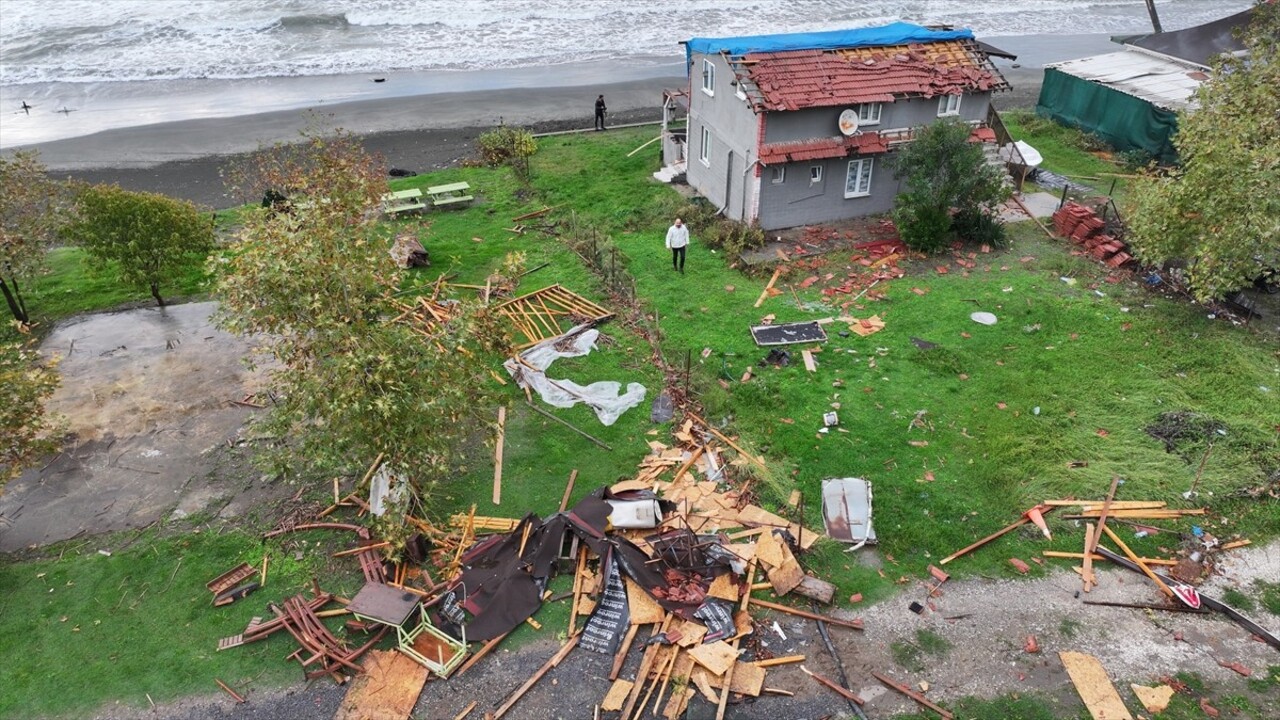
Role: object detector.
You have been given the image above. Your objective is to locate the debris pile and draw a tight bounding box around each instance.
[1052,201,1134,269]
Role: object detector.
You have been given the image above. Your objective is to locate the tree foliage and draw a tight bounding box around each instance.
[475,124,538,181]
[1,339,61,488]
[891,117,1010,252]
[0,151,66,325]
[213,128,506,530]
[63,185,214,307]
[1125,3,1280,302]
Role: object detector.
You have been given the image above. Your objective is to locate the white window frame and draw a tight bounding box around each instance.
[699,126,711,166]
[857,103,882,126]
[809,165,823,184]
[844,158,874,198]
[938,94,961,117]
[702,58,715,96]
[735,79,747,101]
[770,165,785,184]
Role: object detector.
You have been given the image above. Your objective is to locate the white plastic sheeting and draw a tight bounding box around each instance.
[504,325,647,426]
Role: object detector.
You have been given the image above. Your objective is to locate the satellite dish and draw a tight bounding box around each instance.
[838,108,860,136]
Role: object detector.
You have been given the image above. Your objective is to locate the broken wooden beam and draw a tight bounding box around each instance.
[525,401,613,451]
[800,666,864,704]
[939,504,1054,565]
[873,671,953,719]
[558,469,579,513]
[1100,524,1173,598]
[215,678,245,704]
[493,634,580,719]
[493,406,506,505]
[754,267,784,308]
[750,598,863,631]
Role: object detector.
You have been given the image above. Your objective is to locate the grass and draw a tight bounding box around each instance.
[6,122,1280,717]
[1002,109,1134,202]
[891,628,953,672]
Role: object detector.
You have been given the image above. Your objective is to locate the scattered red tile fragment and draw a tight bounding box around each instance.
[1217,660,1252,677]
[1024,635,1039,653]
[1096,428,1110,437]
[849,593,863,604]
[935,266,949,274]
[1009,558,1031,574]
[1200,698,1220,718]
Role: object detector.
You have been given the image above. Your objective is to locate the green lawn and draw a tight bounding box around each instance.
[4,122,1278,718]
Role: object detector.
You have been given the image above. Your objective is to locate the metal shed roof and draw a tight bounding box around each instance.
[1046,50,1207,111]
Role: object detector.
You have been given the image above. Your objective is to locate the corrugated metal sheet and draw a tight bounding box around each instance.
[1046,50,1205,111]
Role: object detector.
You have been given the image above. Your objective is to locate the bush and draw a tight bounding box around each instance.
[475,125,537,180]
[954,208,1008,247]
[893,204,954,253]
[702,219,766,259]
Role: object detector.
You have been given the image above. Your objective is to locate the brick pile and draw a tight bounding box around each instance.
[1052,202,1134,268]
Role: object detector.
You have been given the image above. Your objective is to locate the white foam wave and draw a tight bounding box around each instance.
[0,0,1257,86]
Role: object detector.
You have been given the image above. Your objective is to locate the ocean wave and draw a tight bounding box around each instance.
[276,13,352,30]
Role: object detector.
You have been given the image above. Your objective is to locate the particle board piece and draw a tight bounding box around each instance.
[626,578,666,625]
[706,661,766,696]
[691,668,721,703]
[801,350,817,372]
[601,679,633,711]
[1130,684,1175,714]
[735,504,821,550]
[1059,651,1134,720]
[707,573,739,602]
[662,688,695,720]
[332,650,430,720]
[688,640,738,677]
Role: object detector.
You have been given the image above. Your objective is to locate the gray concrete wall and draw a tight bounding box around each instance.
[756,153,900,230]
[685,53,762,220]
[763,92,993,143]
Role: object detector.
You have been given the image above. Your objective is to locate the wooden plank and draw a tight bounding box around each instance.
[493,406,506,505]
[609,625,640,680]
[754,655,804,668]
[705,661,765,696]
[493,635,580,719]
[558,469,579,513]
[754,267,784,308]
[451,700,478,720]
[1059,651,1134,720]
[801,666,864,704]
[1082,522,1098,592]
[749,598,863,631]
[793,575,837,604]
[1100,525,1174,598]
[1043,550,1176,566]
[801,350,817,373]
[872,671,954,719]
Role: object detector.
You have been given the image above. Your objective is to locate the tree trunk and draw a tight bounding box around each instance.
[0,275,29,324]
[151,283,166,307]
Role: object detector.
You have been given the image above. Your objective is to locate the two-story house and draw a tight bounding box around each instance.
[672,22,1011,231]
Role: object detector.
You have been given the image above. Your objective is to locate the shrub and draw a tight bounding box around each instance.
[475,125,537,180]
[954,208,1008,247]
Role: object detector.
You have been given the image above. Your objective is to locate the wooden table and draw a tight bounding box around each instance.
[381,188,425,215]
[426,181,474,208]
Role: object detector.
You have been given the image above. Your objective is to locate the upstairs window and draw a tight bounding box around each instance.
[809,165,824,184]
[857,103,882,125]
[938,94,961,116]
[702,59,715,96]
[770,166,785,184]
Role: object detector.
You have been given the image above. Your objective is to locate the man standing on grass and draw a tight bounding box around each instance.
[665,217,689,273]
[595,94,607,130]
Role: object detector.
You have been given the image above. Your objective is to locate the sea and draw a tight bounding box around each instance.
[0,0,1255,148]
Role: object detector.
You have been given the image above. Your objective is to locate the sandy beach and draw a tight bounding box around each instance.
[14,32,1121,210]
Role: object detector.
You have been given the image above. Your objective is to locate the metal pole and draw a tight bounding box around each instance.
[1144,0,1164,33]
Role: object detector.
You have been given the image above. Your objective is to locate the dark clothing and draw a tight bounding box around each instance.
[671,246,686,272]
[594,97,607,130]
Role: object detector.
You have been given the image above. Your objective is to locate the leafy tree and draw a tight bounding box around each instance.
[63,186,214,307]
[891,117,1010,252]
[0,151,66,325]
[1,339,61,488]
[1126,3,1280,302]
[214,128,505,536]
[475,124,538,181]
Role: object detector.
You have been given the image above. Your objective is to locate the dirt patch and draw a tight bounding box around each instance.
[0,301,282,553]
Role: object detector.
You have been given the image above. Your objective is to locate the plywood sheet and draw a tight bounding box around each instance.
[1130,684,1174,713]
[332,650,430,720]
[707,573,738,602]
[707,661,766,696]
[626,577,666,625]
[1059,651,1133,720]
[688,640,738,677]
[601,679,633,711]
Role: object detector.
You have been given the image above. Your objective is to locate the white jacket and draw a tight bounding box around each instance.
[665,224,689,249]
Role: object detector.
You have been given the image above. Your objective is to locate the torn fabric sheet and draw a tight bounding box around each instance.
[504,325,646,426]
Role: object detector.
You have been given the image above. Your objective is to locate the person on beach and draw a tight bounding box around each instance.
[595,94,607,130]
[665,218,689,273]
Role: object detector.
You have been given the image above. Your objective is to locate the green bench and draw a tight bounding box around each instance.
[381,188,426,216]
[426,182,474,208]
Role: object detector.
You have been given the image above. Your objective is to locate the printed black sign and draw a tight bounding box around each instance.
[580,554,631,654]
[694,598,736,643]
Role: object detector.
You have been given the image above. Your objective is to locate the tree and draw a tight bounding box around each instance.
[0,151,66,325]
[475,124,538,181]
[63,186,214,307]
[1,339,61,489]
[214,128,505,537]
[1126,3,1280,302]
[891,117,1010,252]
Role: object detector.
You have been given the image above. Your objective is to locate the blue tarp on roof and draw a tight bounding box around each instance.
[684,22,974,65]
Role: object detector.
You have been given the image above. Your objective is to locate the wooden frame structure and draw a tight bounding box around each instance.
[491,284,613,348]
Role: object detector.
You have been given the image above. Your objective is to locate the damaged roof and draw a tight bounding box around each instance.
[1047,50,1207,111]
[758,125,995,164]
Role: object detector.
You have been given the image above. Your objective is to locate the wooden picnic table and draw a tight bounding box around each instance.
[381,187,425,215]
[426,181,474,208]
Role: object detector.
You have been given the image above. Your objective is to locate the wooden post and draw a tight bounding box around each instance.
[558,469,579,513]
[493,406,506,505]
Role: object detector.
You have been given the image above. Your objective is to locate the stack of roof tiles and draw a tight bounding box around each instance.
[1052,202,1133,268]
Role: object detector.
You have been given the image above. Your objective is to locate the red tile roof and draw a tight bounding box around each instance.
[739,40,1006,112]
[759,132,889,164]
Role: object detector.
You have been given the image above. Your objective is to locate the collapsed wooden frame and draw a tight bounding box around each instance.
[491,284,613,348]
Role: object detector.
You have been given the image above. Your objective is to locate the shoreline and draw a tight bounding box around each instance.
[10,32,1126,210]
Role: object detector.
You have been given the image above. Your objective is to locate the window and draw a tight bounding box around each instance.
[699,126,711,166]
[857,103,882,125]
[845,158,874,197]
[770,166,785,184]
[702,59,715,95]
[735,80,747,101]
[809,165,823,184]
[938,94,961,116]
